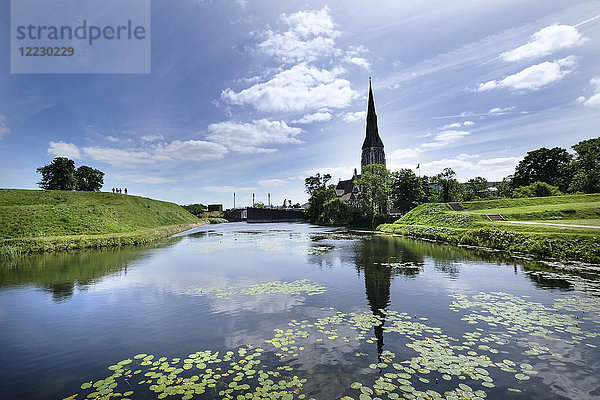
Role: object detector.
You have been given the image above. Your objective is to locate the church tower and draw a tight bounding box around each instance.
[361,79,386,173]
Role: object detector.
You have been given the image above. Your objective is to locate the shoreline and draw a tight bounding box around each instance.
[377,223,600,264]
[0,221,208,257]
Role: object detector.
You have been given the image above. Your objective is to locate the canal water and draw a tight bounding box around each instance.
[0,222,599,400]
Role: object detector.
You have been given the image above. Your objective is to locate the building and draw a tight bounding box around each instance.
[336,79,386,206]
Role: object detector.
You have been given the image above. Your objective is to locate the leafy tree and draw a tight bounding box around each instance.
[253,202,267,209]
[37,157,77,190]
[305,186,336,224]
[569,137,600,193]
[75,165,104,191]
[392,168,426,213]
[182,203,207,217]
[432,168,461,203]
[496,175,514,198]
[355,164,392,228]
[513,181,562,198]
[318,197,353,225]
[304,173,332,196]
[513,147,573,192]
[464,176,489,200]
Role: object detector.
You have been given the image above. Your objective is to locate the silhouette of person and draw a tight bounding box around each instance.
[124,188,127,195]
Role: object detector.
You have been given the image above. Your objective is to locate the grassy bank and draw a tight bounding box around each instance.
[0,189,205,255]
[378,195,600,263]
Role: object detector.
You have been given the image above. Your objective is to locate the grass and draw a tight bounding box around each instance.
[0,189,206,255]
[378,194,600,263]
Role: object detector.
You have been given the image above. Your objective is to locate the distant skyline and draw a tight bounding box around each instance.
[1,0,600,207]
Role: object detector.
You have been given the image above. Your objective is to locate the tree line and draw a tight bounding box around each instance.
[36,157,105,192]
[305,137,600,227]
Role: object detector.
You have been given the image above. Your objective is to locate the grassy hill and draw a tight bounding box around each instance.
[379,194,600,263]
[0,189,203,255]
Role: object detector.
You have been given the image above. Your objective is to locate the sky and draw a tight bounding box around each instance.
[1,0,600,208]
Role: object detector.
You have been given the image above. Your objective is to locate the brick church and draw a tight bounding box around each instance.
[335,79,386,206]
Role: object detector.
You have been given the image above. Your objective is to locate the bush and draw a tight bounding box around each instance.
[318,198,353,226]
[513,181,562,198]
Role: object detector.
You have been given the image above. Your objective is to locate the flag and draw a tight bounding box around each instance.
[416,163,420,169]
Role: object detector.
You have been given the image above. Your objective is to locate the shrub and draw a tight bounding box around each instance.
[513,181,562,198]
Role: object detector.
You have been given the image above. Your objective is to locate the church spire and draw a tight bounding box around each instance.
[361,79,386,172]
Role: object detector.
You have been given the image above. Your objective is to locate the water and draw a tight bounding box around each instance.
[0,222,599,399]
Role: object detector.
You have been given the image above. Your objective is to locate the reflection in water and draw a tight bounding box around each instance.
[0,246,152,301]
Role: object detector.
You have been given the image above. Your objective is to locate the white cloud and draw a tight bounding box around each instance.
[345,56,371,71]
[258,179,286,187]
[463,120,475,127]
[291,110,331,124]
[0,115,8,139]
[477,56,576,91]
[441,121,475,129]
[140,134,164,142]
[49,140,228,168]
[390,156,521,181]
[488,106,515,115]
[421,130,470,149]
[48,141,81,159]
[501,24,587,62]
[222,64,357,113]
[577,76,600,107]
[207,119,303,153]
[388,147,421,160]
[343,111,366,123]
[257,7,339,63]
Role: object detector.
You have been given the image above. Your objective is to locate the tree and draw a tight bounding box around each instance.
[496,175,514,198]
[254,202,267,209]
[569,137,600,194]
[432,168,461,203]
[513,181,562,198]
[75,165,104,191]
[182,203,207,217]
[392,168,426,213]
[464,176,489,201]
[304,173,332,196]
[37,157,77,190]
[513,147,573,192]
[319,197,353,225]
[355,164,392,228]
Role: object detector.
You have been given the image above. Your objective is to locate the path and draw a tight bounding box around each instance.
[499,220,600,229]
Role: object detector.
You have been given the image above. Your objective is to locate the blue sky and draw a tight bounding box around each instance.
[1,0,600,207]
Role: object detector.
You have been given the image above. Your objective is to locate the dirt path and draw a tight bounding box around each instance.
[499,220,600,229]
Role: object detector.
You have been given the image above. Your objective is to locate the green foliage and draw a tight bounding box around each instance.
[318,197,353,226]
[464,176,489,201]
[496,175,514,198]
[253,202,267,209]
[75,165,104,191]
[0,189,200,240]
[432,168,461,202]
[355,164,392,227]
[305,186,336,224]
[512,147,573,192]
[393,203,479,228]
[513,181,562,198]
[37,157,77,190]
[392,168,426,212]
[182,203,207,217]
[569,137,600,194]
[304,173,331,196]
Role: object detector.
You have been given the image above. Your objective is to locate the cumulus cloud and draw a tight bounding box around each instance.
[207,119,303,153]
[258,179,286,187]
[222,64,357,113]
[0,115,9,139]
[441,121,475,129]
[388,147,422,161]
[291,110,331,124]
[257,7,339,63]
[389,156,521,181]
[576,76,600,107]
[421,130,470,149]
[48,140,227,168]
[477,56,576,91]
[345,57,371,71]
[488,106,515,115]
[343,111,366,123]
[114,174,177,184]
[501,24,587,62]
[48,141,81,159]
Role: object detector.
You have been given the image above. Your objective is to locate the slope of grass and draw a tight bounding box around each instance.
[0,189,204,255]
[380,197,600,263]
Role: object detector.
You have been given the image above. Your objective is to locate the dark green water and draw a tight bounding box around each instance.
[1,222,599,400]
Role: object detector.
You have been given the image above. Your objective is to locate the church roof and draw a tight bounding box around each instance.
[362,79,384,150]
